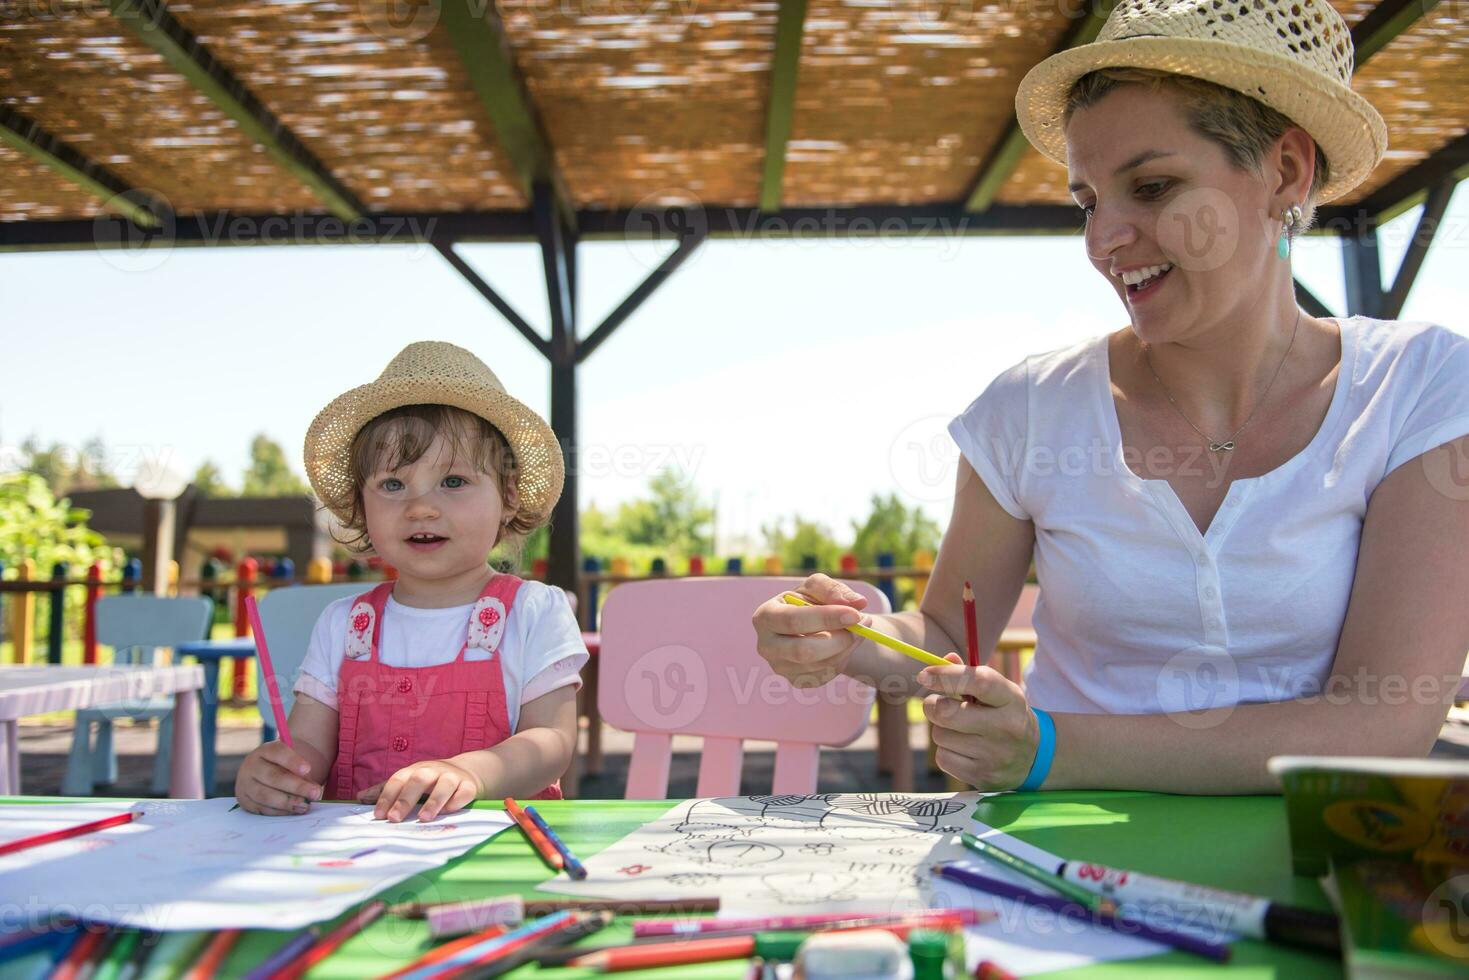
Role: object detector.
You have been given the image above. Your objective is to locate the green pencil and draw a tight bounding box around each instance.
[138,931,210,980]
[959,832,1111,912]
[93,930,139,980]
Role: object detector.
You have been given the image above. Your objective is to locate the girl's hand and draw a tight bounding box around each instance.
[752,574,869,688]
[235,741,323,816]
[361,759,482,823]
[918,653,1040,791]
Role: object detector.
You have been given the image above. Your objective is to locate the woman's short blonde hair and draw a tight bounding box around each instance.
[1065,67,1332,238]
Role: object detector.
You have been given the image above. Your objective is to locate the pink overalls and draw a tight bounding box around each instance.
[329,573,562,801]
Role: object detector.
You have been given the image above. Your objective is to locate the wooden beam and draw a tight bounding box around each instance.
[1341,216,1387,318]
[432,239,550,357]
[1293,278,1336,319]
[1342,131,1469,225]
[759,0,809,213]
[577,229,708,364]
[1383,177,1456,319]
[108,0,364,221]
[0,106,162,228]
[437,0,574,224]
[963,1,1114,212]
[1352,0,1440,68]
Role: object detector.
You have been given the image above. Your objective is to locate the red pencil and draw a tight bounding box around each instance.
[275,899,387,980]
[245,594,292,748]
[962,581,980,669]
[503,798,563,871]
[378,925,511,980]
[0,810,138,857]
[51,928,108,980]
[182,929,241,980]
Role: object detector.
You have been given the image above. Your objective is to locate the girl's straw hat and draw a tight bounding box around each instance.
[1014,0,1387,202]
[304,341,564,525]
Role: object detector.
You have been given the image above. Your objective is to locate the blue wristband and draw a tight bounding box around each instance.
[1018,707,1056,792]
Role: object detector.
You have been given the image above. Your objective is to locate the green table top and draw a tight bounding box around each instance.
[5,792,1342,978]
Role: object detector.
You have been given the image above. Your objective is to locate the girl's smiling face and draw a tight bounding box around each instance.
[361,423,509,586]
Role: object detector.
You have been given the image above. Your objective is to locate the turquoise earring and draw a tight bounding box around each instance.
[1277,203,1302,260]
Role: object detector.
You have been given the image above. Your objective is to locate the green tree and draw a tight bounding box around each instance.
[612,470,714,557]
[18,436,118,496]
[0,472,115,642]
[761,515,842,570]
[192,460,234,497]
[241,435,311,497]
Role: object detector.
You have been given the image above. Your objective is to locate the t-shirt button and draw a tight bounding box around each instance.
[392,736,409,752]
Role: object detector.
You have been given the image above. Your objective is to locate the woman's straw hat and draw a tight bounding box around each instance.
[1014,0,1387,202]
[304,341,564,525]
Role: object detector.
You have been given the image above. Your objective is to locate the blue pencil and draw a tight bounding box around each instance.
[241,927,318,980]
[522,805,587,880]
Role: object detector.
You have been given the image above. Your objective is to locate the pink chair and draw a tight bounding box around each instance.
[596,577,888,799]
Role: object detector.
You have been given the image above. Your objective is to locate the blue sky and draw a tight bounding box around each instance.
[3,184,1465,553]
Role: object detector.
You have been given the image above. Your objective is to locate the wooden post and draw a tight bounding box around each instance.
[46,562,67,665]
[724,557,743,575]
[121,558,141,594]
[581,557,600,631]
[688,555,704,576]
[912,549,934,606]
[876,553,897,610]
[763,556,782,575]
[83,562,103,665]
[167,559,180,597]
[306,556,333,584]
[650,557,666,576]
[11,559,35,665]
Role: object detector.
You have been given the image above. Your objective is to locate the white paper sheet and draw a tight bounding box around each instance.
[1,799,514,930]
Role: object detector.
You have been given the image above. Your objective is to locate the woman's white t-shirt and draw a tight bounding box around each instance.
[294,579,588,733]
[948,316,1469,715]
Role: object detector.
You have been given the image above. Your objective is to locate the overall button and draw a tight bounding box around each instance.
[398,677,413,694]
[391,736,409,752]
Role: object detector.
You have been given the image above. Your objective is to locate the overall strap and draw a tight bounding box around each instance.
[343,582,395,664]
[458,572,525,663]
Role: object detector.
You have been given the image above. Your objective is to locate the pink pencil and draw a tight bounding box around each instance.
[244,594,292,747]
[632,908,987,937]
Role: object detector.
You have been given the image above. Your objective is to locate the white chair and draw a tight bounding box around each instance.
[62,595,213,796]
[254,583,365,731]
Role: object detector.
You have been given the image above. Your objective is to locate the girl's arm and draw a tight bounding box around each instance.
[368,685,578,822]
[925,436,1469,794]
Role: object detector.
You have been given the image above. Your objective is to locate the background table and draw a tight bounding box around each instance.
[174,636,256,795]
[0,665,205,797]
[2,791,1342,978]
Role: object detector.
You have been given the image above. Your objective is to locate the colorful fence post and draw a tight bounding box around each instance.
[84,562,103,665]
[168,560,180,597]
[121,558,141,594]
[0,560,6,659]
[47,561,67,664]
[582,557,601,631]
[306,556,333,584]
[840,553,857,575]
[233,557,259,700]
[347,560,365,580]
[800,554,817,573]
[912,549,934,606]
[688,555,704,576]
[11,559,35,665]
[876,552,897,610]
[650,557,666,576]
[531,557,548,581]
[763,556,782,575]
[725,557,743,575]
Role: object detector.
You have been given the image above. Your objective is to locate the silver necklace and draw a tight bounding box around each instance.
[1142,307,1301,453]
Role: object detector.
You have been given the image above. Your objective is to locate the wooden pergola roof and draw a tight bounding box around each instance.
[3,0,1465,585]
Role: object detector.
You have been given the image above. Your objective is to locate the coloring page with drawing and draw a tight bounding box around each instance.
[538,793,980,917]
[0,798,514,930]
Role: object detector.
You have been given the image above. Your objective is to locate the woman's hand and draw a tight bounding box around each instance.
[235,741,324,816]
[919,653,1041,791]
[752,574,870,688]
[361,759,483,823]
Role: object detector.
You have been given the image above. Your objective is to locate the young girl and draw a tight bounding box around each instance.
[235,341,587,822]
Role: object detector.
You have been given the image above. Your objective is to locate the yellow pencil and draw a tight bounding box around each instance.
[779,592,965,692]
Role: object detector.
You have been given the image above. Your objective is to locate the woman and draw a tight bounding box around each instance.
[753,0,1469,794]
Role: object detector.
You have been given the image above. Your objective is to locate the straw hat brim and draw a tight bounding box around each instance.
[1015,36,1387,203]
[303,376,564,528]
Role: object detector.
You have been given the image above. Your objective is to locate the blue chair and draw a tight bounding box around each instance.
[62,595,213,796]
[254,583,364,734]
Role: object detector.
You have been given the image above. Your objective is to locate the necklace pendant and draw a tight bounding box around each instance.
[1209,441,1236,452]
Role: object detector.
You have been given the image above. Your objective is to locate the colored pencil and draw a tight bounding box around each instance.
[240,927,317,980]
[976,961,1019,980]
[0,810,138,857]
[244,594,292,748]
[181,929,242,980]
[502,798,562,871]
[0,929,64,966]
[632,907,989,937]
[378,927,512,980]
[51,928,107,980]
[780,593,950,667]
[457,910,612,979]
[391,896,720,919]
[138,931,210,980]
[932,864,1231,962]
[115,931,157,980]
[566,931,811,973]
[276,900,387,980]
[962,581,980,669]
[395,911,580,980]
[94,930,140,980]
[522,805,587,879]
[959,832,1108,911]
[426,898,524,939]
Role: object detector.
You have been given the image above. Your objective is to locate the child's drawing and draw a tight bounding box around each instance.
[541,793,981,917]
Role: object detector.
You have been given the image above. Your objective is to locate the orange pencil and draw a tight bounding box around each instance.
[504,798,563,871]
[51,928,108,980]
[183,929,241,980]
[378,925,511,980]
[569,935,760,973]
